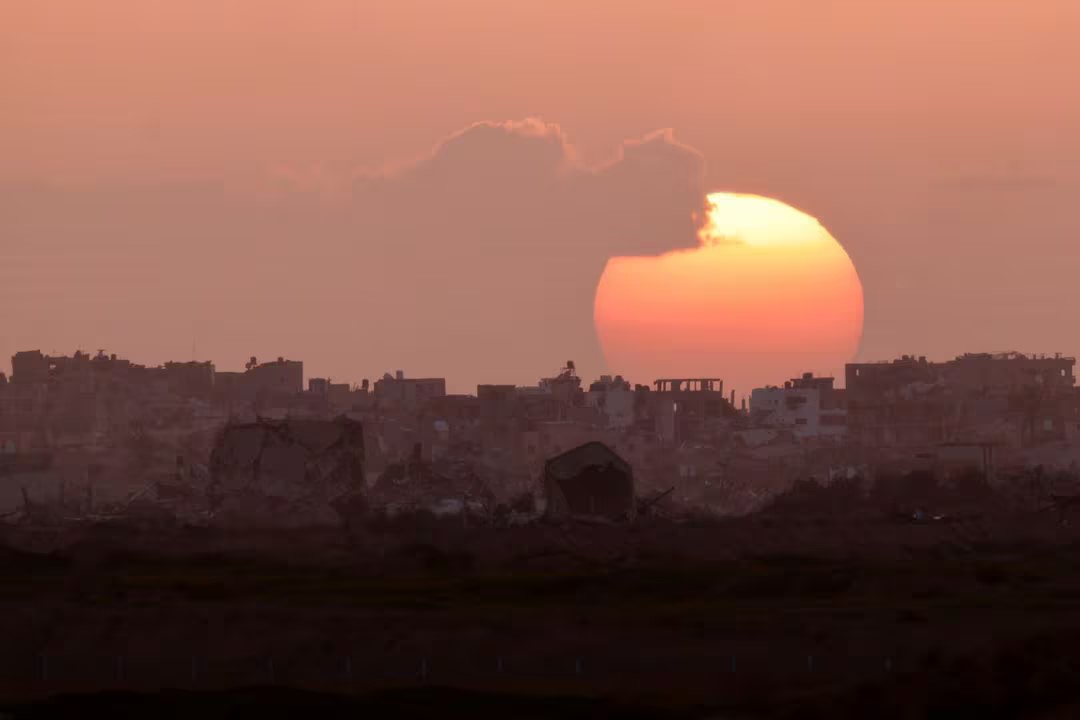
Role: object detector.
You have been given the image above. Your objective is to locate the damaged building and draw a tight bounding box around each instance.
[367,442,496,515]
[750,373,848,440]
[208,416,365,527]
[544,441,636,521]
[651,378,738,446]
[846,353,1077,449]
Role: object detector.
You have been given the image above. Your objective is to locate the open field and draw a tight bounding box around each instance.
[2,506,1080,718]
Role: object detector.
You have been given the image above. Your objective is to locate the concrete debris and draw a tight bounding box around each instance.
[206,416,365,528]
[6,349,1080,532]
[367,449,496,515]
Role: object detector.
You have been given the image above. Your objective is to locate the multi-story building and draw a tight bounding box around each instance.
[10,350,49,385]
[163,361,216,399]
[374,370,446,415]
[586,375,635,429]
[210,357,303,415]
[846,353,1076,448]
[650,378,735,446]
[245,357,304,398]
[750,373,847,439]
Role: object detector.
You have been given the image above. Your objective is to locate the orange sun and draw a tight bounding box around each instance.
[594,193,864,397]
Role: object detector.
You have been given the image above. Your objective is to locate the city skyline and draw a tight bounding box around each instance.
[5,4,1080,715]
[4,1,1080,395]
[5,344,1077,399]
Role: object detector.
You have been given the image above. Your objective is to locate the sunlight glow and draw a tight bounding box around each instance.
[700,193,834,248]
[594,193,864,394]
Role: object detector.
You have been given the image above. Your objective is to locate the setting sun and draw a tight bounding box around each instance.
[594,193,864,396]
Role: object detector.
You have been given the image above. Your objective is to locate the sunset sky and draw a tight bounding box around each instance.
[3,1,1079,394]
[595,194,864,393]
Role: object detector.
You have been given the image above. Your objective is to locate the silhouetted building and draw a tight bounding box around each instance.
[10,351,49,385]
[846,353,1077,448]
[212,371,247,411]
[943,352,1075,395]
[163,361,215,399]
[208,357,303,414]
[0,381,48,448]
[374,371,446,414]
[535,361,584,409]
[586,375,635,429]
[245,357,303,396]
[544,441,635,520]
[209,416,365,527]
[651,378,734,446]
[478,384,517,433]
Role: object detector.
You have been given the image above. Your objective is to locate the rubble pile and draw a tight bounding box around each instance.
[207,417,365,528]
[367,452,496,516]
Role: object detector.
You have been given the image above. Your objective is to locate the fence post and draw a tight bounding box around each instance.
[268,656,275,683]
[575,657,583,676]
[40,654,48,683]
[497,656,504,674]
[420,657,428,683]
[115,656,124,683]
[345,656,353,681]
[190,656,198,683]
[730,655,737,673]
[807,655,814,672]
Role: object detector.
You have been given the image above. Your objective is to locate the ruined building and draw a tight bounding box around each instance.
[544,441,635,520]
[374,371,447,415]
[208,416,365,527]
[846,353,1077,448]
[651,378,736,446]
[750,373,848,439]
[586,375,635,429]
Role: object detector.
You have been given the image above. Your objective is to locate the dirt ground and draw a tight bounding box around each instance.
[2,499,1080,718]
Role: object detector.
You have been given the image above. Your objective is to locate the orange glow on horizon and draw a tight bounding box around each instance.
[594,193,864,394]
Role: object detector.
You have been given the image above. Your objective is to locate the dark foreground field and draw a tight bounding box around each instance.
[2,508,1080,718]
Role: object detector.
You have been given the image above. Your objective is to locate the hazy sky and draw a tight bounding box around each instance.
[3,1,1079,393]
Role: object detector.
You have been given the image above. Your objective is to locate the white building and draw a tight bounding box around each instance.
[749,373,847,439]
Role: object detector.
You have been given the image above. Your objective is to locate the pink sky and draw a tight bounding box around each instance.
[3,1,1079,392]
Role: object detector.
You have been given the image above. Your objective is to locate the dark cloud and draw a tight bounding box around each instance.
[0,119,709,392]
[338,119,708,390]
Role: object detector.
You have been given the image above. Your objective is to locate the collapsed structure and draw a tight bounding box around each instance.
[208,416,365,527]
[544,442,635,521]
[6,346,1080,529]
[367,442,496,514]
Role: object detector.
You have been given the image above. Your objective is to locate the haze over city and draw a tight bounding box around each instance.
[4,1,1079,394]
[4,4,1080,717]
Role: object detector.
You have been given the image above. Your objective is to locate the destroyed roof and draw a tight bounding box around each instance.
[545,442,630,480]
